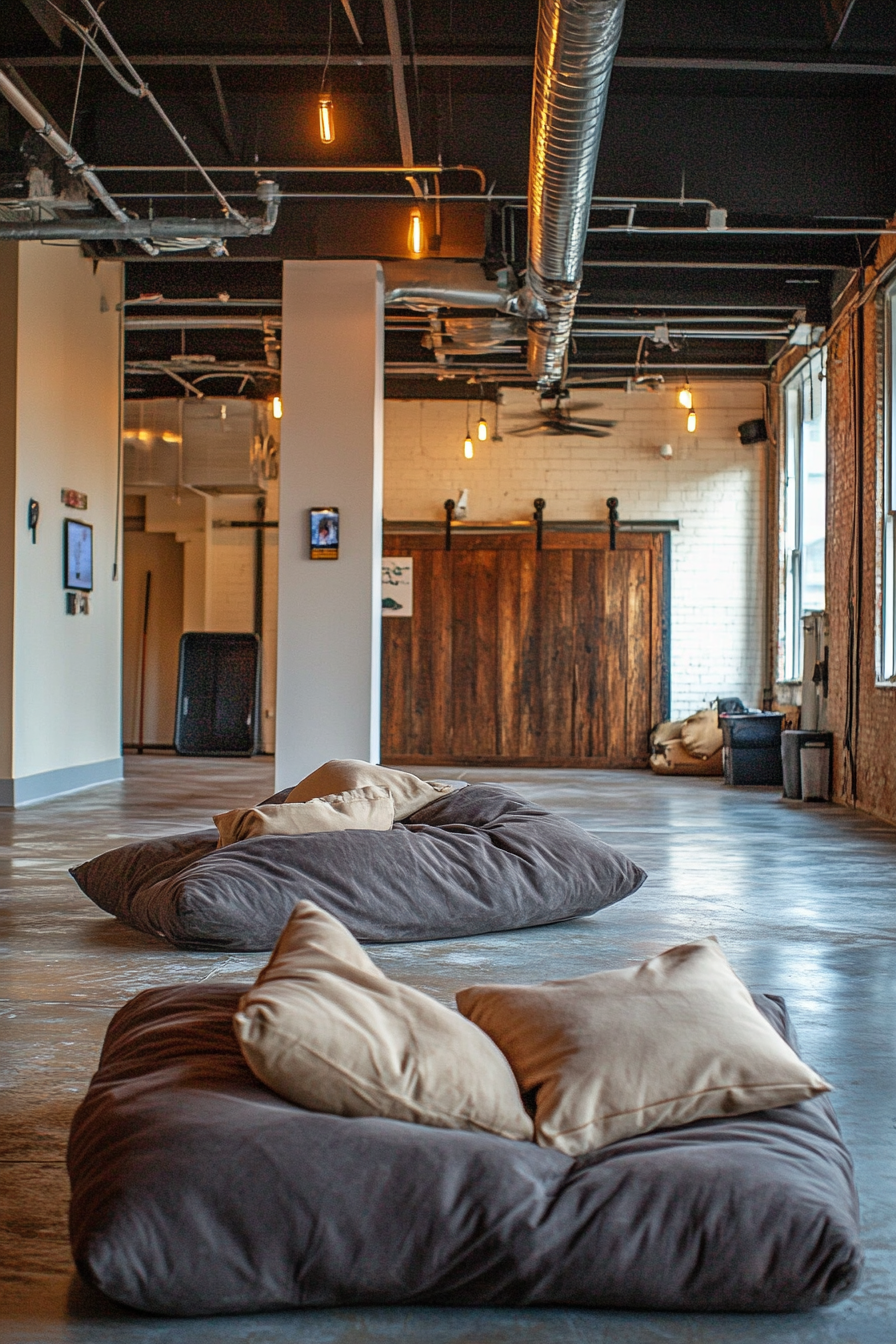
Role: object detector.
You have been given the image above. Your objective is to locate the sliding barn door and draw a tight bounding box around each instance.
[382,531,668,768]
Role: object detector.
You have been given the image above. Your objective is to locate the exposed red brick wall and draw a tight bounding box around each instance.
[825,240,896,823]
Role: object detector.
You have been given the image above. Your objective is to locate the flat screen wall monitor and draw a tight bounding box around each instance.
[64,518,93,591]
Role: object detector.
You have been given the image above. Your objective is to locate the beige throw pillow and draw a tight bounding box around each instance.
[234,902,534,1141]
[286,759,450,821]
[457,938,829,1156]
[214,786,393,848]
[680,707,723,759]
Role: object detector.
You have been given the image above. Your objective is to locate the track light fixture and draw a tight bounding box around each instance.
[408,206,424,257]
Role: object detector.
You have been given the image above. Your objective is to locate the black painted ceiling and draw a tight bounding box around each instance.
[3,0,895,391]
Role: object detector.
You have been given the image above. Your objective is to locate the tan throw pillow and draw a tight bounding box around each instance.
[649,739,723,777]
[286,759,450,821]
[457,938,829,1156]
[214,786,393,848]
[680,707,723,759]
[650,718,686,749]
[234,901,534,1141]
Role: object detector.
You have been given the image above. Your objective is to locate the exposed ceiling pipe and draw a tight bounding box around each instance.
[382,261,519,312]
[0,179,281,248]
[381,0,415,170]
[0,66,159,256]
[515,0,627,386]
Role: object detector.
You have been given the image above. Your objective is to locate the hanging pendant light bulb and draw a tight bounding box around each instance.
[408,206,424,257]
[677,384,693,410]
[318,92,335,144]
[477,399,488,441]
[687,409,697,433]
[272,395,283,419]
[463,402,474,458]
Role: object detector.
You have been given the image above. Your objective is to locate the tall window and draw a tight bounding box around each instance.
[781,352,827,681]
[881,285,896,680]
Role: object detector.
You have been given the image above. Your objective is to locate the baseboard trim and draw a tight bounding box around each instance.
[0,757,124,808]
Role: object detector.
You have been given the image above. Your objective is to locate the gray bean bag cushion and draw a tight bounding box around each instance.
[69,785,646,951]
[68,982,862,1316]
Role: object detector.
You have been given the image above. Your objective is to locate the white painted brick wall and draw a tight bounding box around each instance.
[384,382,767,719]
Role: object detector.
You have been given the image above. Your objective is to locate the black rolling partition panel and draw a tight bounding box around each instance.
[175,633,260,757]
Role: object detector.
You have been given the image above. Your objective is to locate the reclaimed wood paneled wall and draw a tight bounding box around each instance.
[382,531,668,767]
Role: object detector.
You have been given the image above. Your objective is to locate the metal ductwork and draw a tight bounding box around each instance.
[0,69,279,255]
[519,0,626,386]
[383,261,518,312]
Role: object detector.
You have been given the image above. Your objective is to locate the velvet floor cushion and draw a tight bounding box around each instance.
[69,785,646,951]
[67,982,862,1317]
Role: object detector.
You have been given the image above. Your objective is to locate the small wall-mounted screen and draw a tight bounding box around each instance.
[310,507,339,560]
[64,518,93,591]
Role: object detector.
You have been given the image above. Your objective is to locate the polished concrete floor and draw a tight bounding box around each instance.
[2,757,896,1343]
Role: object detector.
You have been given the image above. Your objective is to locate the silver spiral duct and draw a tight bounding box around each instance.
[523,0,626,386]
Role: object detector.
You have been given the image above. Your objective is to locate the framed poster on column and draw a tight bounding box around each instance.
[382,557,413,616]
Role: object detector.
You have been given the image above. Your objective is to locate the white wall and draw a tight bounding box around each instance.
[0,243,123,805]
[383,382,767,718]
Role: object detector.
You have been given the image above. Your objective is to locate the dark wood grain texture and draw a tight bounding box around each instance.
[382,532,665,767]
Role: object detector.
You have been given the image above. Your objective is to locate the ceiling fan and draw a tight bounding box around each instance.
[506,389,617,439]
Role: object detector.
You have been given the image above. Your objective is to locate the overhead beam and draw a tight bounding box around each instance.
[819,0,860,47]
[340,0,364,46]
[209,65,239,161]
[381,0,414,168]
[17,0,64,47]
[9,53,896,76]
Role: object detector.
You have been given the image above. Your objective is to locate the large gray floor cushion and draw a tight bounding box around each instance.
[69,785,646,950]
[68,982,862,1316]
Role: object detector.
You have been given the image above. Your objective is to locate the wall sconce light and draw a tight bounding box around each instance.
[318,92,335,144]
[272,396,283,419]
[408,206,424,257]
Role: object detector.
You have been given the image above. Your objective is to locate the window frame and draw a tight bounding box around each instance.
[779,351,827,684]
[879,282,896,683]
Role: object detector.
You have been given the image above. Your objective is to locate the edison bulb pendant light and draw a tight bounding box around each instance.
[408,206,424,257]
[464,434,474,459]
[272,395,283,419]
[687,410,697,432]
[318,93,335,144]
[677,385,693,409]
[477,415,488,441]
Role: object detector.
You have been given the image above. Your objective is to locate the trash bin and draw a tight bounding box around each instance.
[782,730,833,799]
[800,744,831,801]
[721,713,784,786]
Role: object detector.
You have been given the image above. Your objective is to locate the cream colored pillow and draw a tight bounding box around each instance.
[457,938,829,1156]
[286,759,450,821]
[680,707,723,759]
[214,786,393,848]
[234,901,534,1141]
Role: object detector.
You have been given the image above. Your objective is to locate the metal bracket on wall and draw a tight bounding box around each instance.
[533,498,546,551]
[443,498,455,551]
[606,497,620,550]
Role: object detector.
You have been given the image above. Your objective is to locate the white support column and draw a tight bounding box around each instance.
[275,261,384,789]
